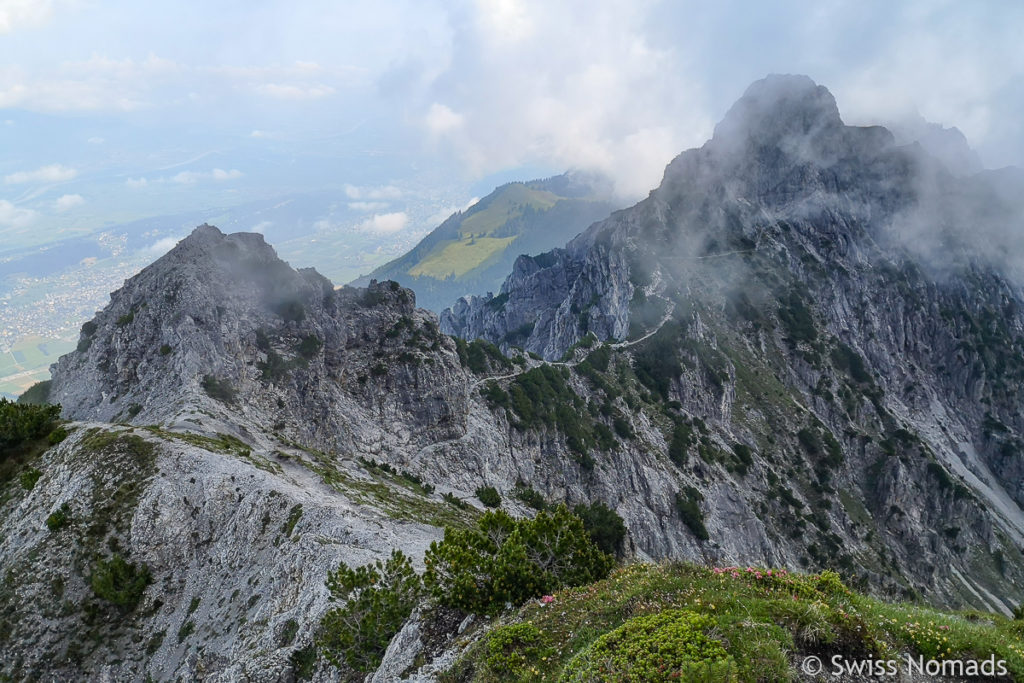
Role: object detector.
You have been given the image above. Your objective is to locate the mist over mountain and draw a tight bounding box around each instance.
[444,72,1024,606]
[3,75,1024,681]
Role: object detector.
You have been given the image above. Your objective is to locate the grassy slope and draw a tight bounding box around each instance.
[405,184,560,280]
[410,236,519,279]
[458,185,559,237]
[450,562,1024,682]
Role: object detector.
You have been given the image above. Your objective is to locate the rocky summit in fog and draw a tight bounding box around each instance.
[3,75,1024,681]
[445,72,1024,603]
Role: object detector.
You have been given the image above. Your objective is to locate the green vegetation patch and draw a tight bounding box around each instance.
[424,505,613,616]
[291,442,467,528]
[295,335,323,360]
[318,550,422,673]
[675,486,709,541]
[459,184,559,236]
[502,365,602,467]
[19,466,42,490]
[481,622,553,680]
[631,321,686,400]
[777,288,817,344]
[476,486,501,508]
[17,380,52,405]
[143,427,286,476]
[410,236,519,279]
[283,504,303,537]
[144,427,249,456]
[561,610,735,682]
[454,562,1024,682]
[79,429,158,546]
[46,502,71,531]
[201,374,236,403]
[513,484,547,511]
[358,457,435,495]
[1,398,62,492]
[457,338,512,375]
[572,501,626,557]
[90,553,151,611]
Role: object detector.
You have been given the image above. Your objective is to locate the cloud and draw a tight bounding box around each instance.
[170,172,200,184]
[87,136,104,144]
[426,196,480,226]
[125,177,148,188]
[171,168,243,184]
[0,199,36,228]
[381,1,1024,195]
[344,184,402,200]
[0,54,358,113]
[478,0,534,44]
[406,1,714,198]
[254,83,335,100]
[357,211,408,234]
[1,1,1023,210]
[0,0,53,34]
[425,103,464,135]
[211,168,243,180]
[348,201,389,212]
[54,193,84,211]
[4,163,77,184]
[142,236,181,255]
[251,220,271,234]
[0,58,159,111]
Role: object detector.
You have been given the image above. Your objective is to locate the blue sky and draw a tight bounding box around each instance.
[1,0,1023,247]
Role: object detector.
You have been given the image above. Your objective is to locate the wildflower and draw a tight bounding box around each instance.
[541,595,555,604]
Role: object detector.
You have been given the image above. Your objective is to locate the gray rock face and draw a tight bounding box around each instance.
[50,224,469,459]
[443,73,1024,609]
[0,423,444,681]
[6,74,1024,681]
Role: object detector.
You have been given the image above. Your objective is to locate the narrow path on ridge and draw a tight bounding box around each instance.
[468,295,675,391]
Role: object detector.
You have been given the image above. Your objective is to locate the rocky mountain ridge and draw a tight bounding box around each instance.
[2,74,1023,681]
[443,74,1024,607]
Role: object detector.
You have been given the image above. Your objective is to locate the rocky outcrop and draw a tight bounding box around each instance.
[50,225,469,458]
[0,424,444,681]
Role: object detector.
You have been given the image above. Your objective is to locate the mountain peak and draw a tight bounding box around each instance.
[711,74,842,148]
[169,223,274,261]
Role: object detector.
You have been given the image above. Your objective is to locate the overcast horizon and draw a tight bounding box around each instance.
[2,0,1023,254]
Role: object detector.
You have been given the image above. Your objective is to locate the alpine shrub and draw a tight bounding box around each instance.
[573,501,627,557]
[675,486,709,541]
[318,550,422,673]
[424,505,613,616]
[90,553,152,610]
[561,610,735,681]
[476,486,501,508]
